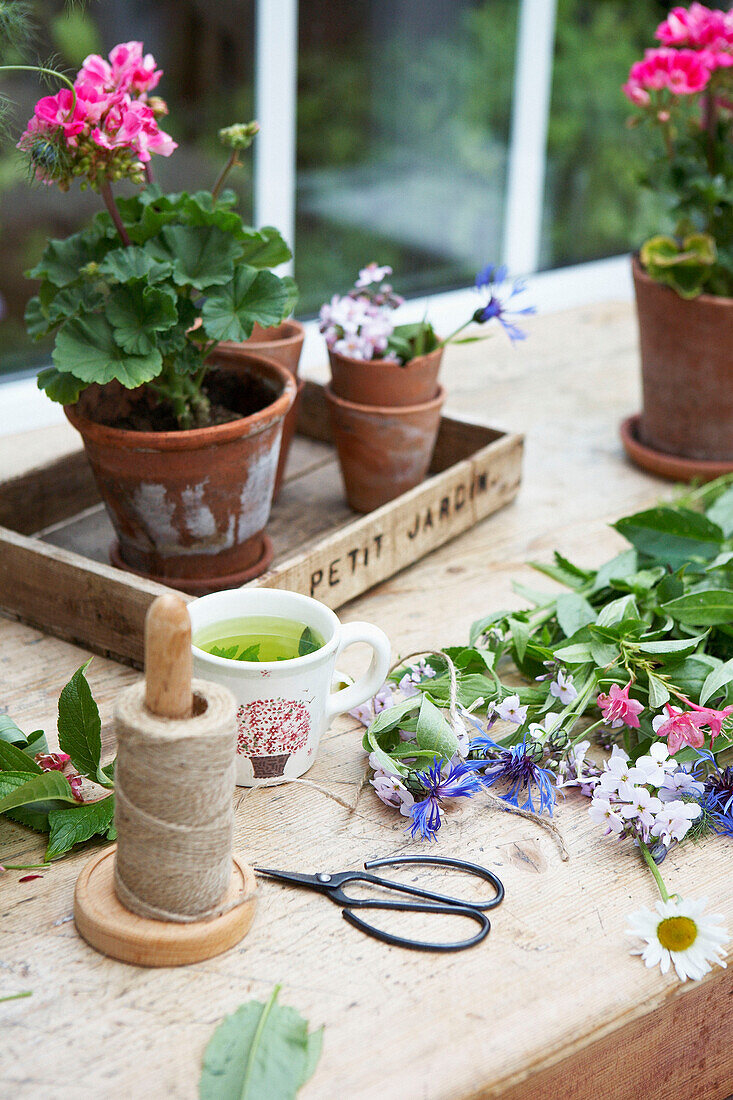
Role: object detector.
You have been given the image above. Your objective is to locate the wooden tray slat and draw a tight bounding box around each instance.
[0,381,523,665]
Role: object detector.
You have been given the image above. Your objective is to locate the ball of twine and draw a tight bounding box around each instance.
[113,678,238,923]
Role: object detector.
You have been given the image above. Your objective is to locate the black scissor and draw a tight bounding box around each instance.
[255,854,504,953]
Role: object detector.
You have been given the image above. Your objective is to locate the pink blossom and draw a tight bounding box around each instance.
[656,4,733,49]
[623,47,712,103]
[680,697,733,741]
[596,682,644,729]
[35,751,71,772]
[652,704,707,754]
[34,90,87,141]
[109,41,162,94]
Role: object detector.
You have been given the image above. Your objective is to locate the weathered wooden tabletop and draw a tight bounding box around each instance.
[1,302,731,1100]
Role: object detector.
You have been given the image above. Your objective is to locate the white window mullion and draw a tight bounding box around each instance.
[254,0,299,276]
[502,0,558,276]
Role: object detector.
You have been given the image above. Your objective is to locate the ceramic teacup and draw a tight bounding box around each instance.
[189,588,391,786]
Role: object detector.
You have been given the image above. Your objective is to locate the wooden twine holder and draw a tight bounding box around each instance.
[74,595,257,967]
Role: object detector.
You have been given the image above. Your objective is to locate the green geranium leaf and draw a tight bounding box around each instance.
[107,284,177,355]
[52,314,162,389]
[46,795,116,861]
[25,295,52,339]
[199,986,323,1100]
[57,660,106,782]
[47,285,105,325]
[37,367,86,405]
[98,246,172,285]
[238,225,292,269]
[29,232,109,287]
[152,225,242,289]
[202,267,289,342]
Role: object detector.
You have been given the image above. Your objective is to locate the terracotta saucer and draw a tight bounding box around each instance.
[620,414,733,483]
[110,535,274,595]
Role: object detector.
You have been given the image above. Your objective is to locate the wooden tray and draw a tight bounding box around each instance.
[0,381,523,666]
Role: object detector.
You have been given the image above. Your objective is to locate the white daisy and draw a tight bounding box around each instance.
[626,896,730,982]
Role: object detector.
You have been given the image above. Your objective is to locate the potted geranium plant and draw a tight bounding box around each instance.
[5,42,298,592]
[320,263,533,512]
[620,3,733,476]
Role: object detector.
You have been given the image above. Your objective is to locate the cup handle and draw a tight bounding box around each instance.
[325,622,391,721]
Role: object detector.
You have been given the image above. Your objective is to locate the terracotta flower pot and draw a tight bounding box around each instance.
[217,320,306,495]
[632,256,733,463]
[325,384,445,513]
[328,345,443,408]
[65,355,296,595]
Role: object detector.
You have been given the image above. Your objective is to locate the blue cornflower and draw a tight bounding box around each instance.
[472,731,557,817]
[407,756,484,842]
[472,264,536,343]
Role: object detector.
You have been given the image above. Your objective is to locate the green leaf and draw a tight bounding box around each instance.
[555,593,597,637]
[0,716,28,746]
[52,314,162,389]
[46,795,116,860]
[202,268,289,342]
[366,695,420,736]
[647,673,670,709]
[238,225,293,269]
[633,634,707,657]
[591,549,638,592]
[706,486,733,538]
[107,284,177,354]
[589,630,621,668]
[152,225,242,289]
[552,642,594,665]
[37,367,86,405]
[57,661,105,782]
[25,295,52,339]
[414,695,459,759]
[614,508,723,569]
[0,740,42,773]
[298,627,319,657]
[662,590,733,627]
[0,771,77,814]
[596,595,639,627]
[199,985,323,1100]
[97,246,172,284]
[700,658,733,706]
[507,616,530,663]
[28,232,109,287]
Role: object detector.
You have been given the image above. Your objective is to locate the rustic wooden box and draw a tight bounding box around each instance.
[0,381,523,666]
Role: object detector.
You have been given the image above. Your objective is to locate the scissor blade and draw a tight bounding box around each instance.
[255,867,326,888]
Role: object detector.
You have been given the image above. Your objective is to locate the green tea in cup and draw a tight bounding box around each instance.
[194,615,325,663]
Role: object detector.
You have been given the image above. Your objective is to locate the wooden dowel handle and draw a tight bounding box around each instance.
[144,595,193,719]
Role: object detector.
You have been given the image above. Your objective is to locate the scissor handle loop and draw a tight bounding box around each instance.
[358,854,505,911]
[342,902,490,952]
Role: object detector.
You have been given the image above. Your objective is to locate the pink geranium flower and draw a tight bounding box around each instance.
[623,47,712,103]
[597,682,644,729]
[657,4,733,49]
[34,89,87,141]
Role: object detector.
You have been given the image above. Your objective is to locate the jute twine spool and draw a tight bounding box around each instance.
[113,679,238,923]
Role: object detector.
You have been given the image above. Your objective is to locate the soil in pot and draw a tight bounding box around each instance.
[325,384,445,513]
[632,256,733,464]
[65,357,295,594]
[328,345,443,408]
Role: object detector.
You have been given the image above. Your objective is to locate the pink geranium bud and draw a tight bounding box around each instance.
[596,682,644,729]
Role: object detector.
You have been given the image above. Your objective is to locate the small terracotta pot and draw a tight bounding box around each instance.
[328,344,443,407]
[325,384,445,513]
[633,256,733,462]
[65,356,296,594]
[217,320,306,495]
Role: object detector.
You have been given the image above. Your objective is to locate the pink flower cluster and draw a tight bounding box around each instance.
[18,41,176,187]
[236,698,311,757]
[624,5,733,105]
[319,263,404,361]
[596,682,644,729]
[652,697,733,754]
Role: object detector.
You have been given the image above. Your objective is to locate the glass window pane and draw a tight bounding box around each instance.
[540,0,668,270]
[295,0,519,312]
[0,0,254,378]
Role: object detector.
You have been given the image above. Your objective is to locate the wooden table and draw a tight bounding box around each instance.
[1,302,731,1100]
